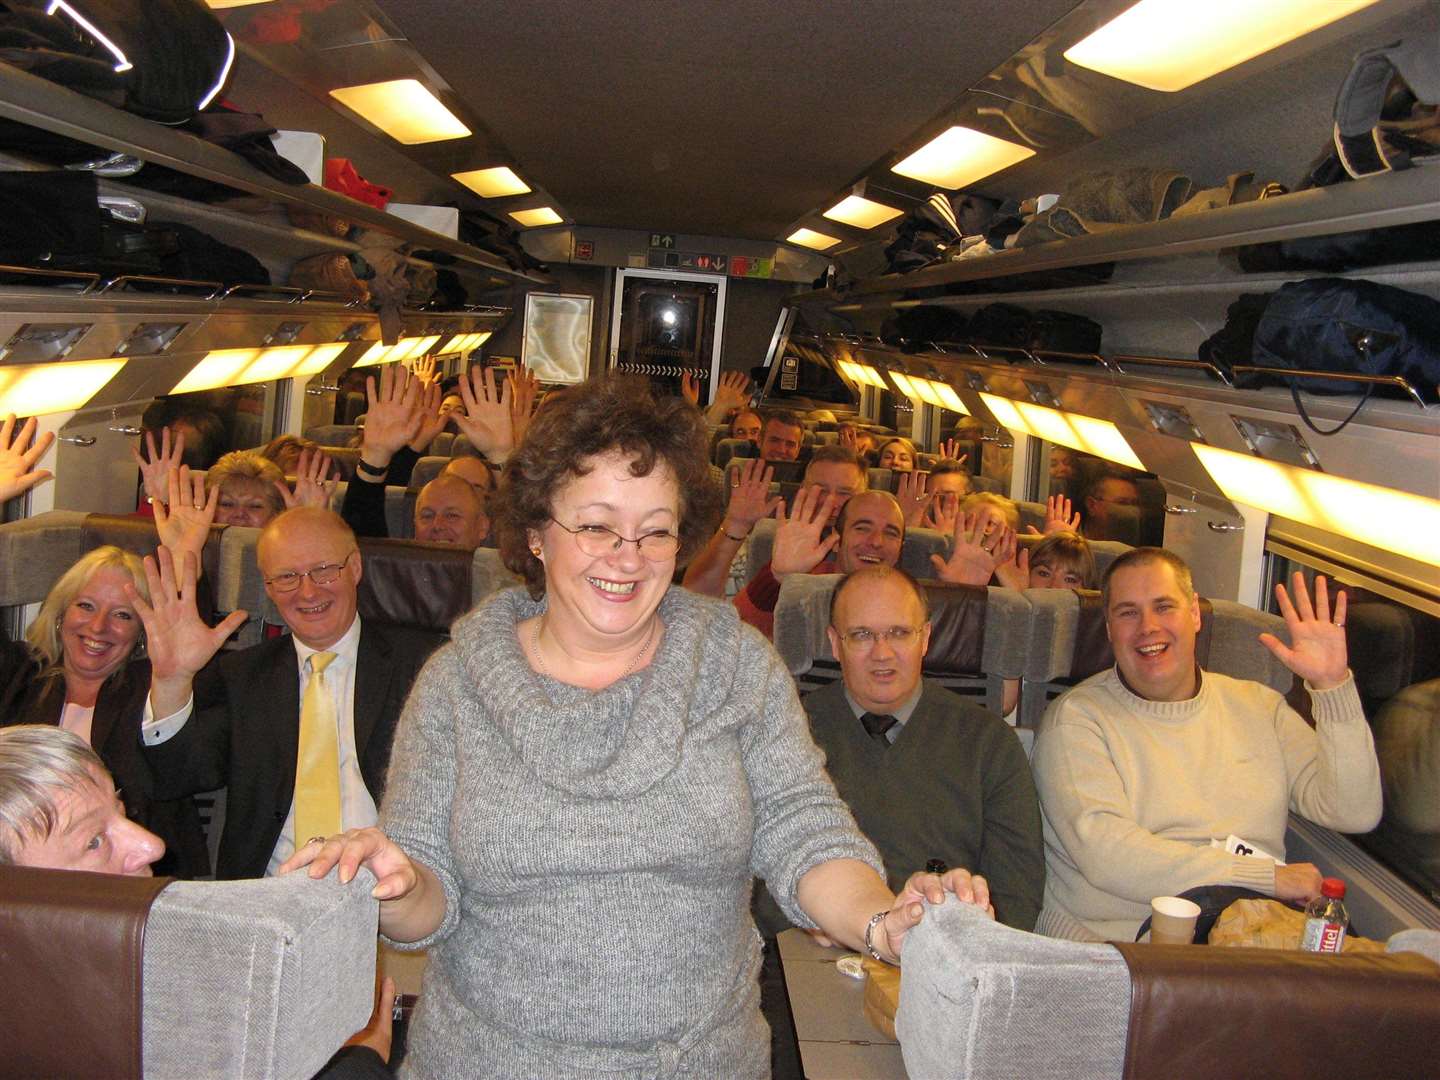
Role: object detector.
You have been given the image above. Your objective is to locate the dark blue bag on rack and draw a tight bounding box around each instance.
[1245,278,1440,406]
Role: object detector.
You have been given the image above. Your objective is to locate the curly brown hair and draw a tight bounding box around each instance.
[497,374,725,598]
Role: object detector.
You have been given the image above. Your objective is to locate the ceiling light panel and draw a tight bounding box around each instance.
[928,380,970,415]
[0,359,125,415]
[891,125,1035,190]
[328,79,471,145]
[823,195,903,230]
[787,228,842,252]
[452,166,532,198]
[509,207,563,228]
[1064,0,1383,93]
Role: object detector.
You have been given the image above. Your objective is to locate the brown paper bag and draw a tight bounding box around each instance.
[1208,898,1386,953]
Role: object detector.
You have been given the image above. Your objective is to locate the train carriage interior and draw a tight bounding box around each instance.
[0,0,1438,1076]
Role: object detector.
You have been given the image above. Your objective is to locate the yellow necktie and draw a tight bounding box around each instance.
[294,651,342,844]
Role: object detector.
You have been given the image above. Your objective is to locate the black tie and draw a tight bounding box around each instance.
[860,712,898,744]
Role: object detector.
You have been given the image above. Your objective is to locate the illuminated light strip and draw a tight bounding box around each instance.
[48,2,131,72]
[242,345,315,383]
[1193,443,1440,569]
[927,379,970,415]
[294,342,348,376]
[171,349,259,394]
[0,358,125,416]
[838,360,888,389]
[888,370,925,402]
[352,336,435,368]
[979,393,1145,471]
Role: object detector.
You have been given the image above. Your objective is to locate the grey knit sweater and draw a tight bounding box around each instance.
[380,585,881,1079]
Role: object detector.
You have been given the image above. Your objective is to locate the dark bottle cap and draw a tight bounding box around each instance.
[925,859,948,875]
[1320,877,1346,899]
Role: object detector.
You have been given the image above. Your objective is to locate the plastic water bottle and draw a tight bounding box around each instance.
[1300,877,1349,953]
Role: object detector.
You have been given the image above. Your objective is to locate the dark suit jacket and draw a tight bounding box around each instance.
[145,620,439,880]
[0,638,209,878]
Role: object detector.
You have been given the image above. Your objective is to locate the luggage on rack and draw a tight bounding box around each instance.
[968,302,1103,355]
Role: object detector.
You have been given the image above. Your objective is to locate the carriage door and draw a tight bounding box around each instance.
[609,268,726,402]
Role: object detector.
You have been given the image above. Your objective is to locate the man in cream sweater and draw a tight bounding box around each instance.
[1032,547,1381,941]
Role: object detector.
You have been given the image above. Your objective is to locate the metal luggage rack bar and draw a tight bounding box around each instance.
[98,275,223,299]
[0,265,102,293]
[1111,353,1234,386]
[1229,365,1432,409]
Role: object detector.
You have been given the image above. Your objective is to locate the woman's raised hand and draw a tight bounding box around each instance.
[130,426,183,507]
[1259,572,1350,691]
[508,365,540,448]
[278,827,420,902]
[724,458,780,537]
[0,414,54,502]
[895,470,930,527]
[1041,493,1081,534]
[937,439,967,465]
[279,448,337,510]
[128,546,247,683]
[407,380,448,454]
[876,868,994,963]
[154,466,218,565]
[454,365,514,460]
[772,484,839,578]
[932,511,1012,586]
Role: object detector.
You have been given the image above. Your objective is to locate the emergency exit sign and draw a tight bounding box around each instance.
[649,233,676,249]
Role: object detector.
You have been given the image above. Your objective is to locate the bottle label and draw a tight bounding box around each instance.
[1302,917,1346,953]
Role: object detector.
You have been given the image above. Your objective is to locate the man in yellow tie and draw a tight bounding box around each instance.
[138,508,439,879]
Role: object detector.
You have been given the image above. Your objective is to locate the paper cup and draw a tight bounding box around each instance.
[1150,896,1201,945]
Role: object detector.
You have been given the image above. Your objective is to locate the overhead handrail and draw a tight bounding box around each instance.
[220,283,307,303]
[1229,365,1430,410]
[99,275,223,299]
[1112,353,1233,387]
[0,265,101,292]
[1031,349,1115,371]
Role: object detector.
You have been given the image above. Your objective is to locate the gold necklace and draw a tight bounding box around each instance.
[531,613,658,683]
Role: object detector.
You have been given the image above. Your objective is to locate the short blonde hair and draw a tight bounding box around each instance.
[24,546,149,673]
[207,450,286,514]
[960,491,1020,531]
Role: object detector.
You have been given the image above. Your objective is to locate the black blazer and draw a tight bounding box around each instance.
[0,638,209,878]
[145,620,439,880]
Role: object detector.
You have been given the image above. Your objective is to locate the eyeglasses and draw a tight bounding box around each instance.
[550,520,680,561]
[837,626,923,649]
[264,551,355,593]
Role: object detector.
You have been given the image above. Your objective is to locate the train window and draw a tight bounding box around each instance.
[1266,553,1440,909]
[142,384,279,470]
[1036,441,1165,546]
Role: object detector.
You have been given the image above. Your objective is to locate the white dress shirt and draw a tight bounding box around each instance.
[141,616,379,875]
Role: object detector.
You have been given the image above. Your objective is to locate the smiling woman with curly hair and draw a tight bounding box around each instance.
[287,371,995,1079]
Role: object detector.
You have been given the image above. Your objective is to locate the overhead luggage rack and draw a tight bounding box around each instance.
[0,62,550,288]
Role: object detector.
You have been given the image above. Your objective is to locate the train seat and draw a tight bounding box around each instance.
[1366,678,1440,903]
[0,864,377,1080]
[407,454,451,492]
[303,423,359,447]
[1015,531,1132,579]
[427,431,456,457]
[1020,589,1292,730]
[473,547,524,603]
[325,480,415,539]
[896,898,1440,1080]
[773,573,1032,715]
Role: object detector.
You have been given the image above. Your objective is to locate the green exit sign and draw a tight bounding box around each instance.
[649,233,676,249]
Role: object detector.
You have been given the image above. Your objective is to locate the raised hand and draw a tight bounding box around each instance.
[0,414,54,502]
[1259,572,1349,691]
[679,370,701,407]
[411,354,439,387]
[895,470,930,527]
[932,511,1013,586]
[772,484,840,578]
[130,426,184,507]
[279,447,337,510]
[838,426,858,452]
[1042,493,1081,534]
[508,365,540,448]
[407,380,447,453]
[994,541,1031,591]
[923,491,961,535]
[705,369,750,417]
[937,439,967,465]
[724,457,781,538]
[153,465,217,565]
[454,365,514,460]
[129,546,247,686]
[874,868,994,963]
[362,364,423,467]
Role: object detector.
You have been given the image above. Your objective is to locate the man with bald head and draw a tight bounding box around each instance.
[140,508,438,879]
[414,473,489,549]
[440,454,494,495]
